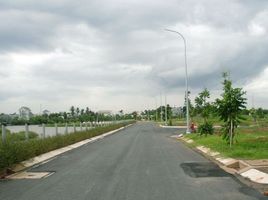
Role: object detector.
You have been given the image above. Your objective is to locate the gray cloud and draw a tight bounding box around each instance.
[0,0,268,113]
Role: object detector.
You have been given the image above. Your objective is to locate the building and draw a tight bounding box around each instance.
[19,106,33,120]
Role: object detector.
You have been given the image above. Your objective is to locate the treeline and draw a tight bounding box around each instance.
[0,106,135,125]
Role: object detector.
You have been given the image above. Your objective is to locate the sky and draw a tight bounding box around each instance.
[0,0,268,114]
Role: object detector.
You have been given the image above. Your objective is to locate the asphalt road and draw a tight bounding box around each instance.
[0,122,266,200]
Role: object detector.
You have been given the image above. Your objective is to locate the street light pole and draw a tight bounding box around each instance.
[165,29,190,134]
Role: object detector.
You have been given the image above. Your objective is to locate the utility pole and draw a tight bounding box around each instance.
[165,94,168,125]
[165,29,190,133]
[155,98,158,121]
[160,92,163,123]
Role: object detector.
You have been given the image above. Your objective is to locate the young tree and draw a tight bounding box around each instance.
[216,72,247,147]
[195,88,210,123]
[195,88,214,135]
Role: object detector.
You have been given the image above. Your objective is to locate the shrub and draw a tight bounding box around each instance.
[198,122,214,136]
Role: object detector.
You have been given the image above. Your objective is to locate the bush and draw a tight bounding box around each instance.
[198,122,214,136]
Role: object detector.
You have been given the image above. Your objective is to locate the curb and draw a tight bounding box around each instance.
[4,123,134,178]
[160,125,187,128]
[179,136,268,185]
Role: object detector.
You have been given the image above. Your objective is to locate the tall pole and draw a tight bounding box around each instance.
[155,98,158,121]
[165,29,190,133]
[165,94,168,125]
[160,92,163,123]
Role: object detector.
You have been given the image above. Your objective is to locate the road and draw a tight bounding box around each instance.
[0,122,265,200]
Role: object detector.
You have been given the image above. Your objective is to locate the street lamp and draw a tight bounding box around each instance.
[165,29,190,134]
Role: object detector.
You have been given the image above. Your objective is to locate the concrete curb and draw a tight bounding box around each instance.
[179,137,268,185]
[160,125,222,129]
[8,123,134,176]
[160,125,187,128]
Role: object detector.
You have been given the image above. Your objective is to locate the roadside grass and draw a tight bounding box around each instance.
[0,121,134,173]
[185,126,268,160]
[171,116,224,126]
[0,131,38,142]
[170,115,268,127]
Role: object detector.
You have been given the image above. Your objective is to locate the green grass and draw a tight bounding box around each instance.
[170,116,224,126]
[0,131,38,142]
[185,126,268,160]
[169,115,268,127]
[0,121,134,173]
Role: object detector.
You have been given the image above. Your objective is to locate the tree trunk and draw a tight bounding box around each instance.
[230,119,233,147]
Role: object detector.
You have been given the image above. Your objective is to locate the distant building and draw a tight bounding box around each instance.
[19,106,33,120]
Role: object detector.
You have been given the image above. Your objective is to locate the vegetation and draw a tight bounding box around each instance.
[0,129,38,142]
[0,121,134,173]
[0,107,135,126]
[216,73,247,146]
[194,88,214,135]
[185,126,268,159]
[197,122,214,136]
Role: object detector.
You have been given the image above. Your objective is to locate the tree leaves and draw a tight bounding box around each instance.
[216,73,247,146]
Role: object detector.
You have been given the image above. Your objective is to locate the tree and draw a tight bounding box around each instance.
[86,107,90,115]
[249,108,257,122]
[195,88,214,136]
[132,111,138,120]
[81,109,85,116]
[195,88,211,123]
[216,72,247,147]
[76,107,80,116]
[256,107,265,119]
[70,106,75,117]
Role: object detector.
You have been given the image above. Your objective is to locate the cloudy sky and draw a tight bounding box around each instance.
[0,0,268,114]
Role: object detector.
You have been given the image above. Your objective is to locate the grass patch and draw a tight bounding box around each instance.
[0,121,134,172]
[0,131,39,142]
[170,115,268,127]
[185,126,268,160]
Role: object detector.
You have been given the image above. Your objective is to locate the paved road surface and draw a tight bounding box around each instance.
[0,122,266,200]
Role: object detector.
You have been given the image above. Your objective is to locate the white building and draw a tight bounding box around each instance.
[19,106,33,120]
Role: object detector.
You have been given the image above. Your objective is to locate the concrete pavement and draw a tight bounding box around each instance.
[0,122,266,200]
